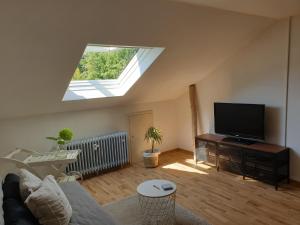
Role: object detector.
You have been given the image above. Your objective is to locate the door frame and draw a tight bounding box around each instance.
[128,110,153,164]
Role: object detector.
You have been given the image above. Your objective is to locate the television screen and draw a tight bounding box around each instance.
[214,103,265,140]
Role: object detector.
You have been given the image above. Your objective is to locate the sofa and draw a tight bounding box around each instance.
[0,174,120,225]
[1,173,209,225]
[60,181,120,225]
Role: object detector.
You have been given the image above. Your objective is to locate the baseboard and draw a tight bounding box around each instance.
[160,148,193,155]
[290,179,300,187]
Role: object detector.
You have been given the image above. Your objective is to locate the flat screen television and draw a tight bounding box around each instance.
[214,102,265,141]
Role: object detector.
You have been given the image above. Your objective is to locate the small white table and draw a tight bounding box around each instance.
[137,179,176,225]
[0,148,81,182]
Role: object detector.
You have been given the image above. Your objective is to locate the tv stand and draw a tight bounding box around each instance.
[222,137,257,145]
[195,134,289,190]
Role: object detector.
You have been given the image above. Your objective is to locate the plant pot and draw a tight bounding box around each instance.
[143,149,160,168]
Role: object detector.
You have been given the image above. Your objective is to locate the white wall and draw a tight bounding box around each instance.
[287,15,300,181]
[0,99,178,157]
[183,17,300,181]
[171,19,290,151]
[196,19,289,145]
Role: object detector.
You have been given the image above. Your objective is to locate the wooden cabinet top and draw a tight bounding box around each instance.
[196,133,288,154]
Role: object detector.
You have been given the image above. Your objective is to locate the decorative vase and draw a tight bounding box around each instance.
[143,149,160,168]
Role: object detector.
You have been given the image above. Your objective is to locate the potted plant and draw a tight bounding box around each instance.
[46,128,74,150]
[143,126,163,168]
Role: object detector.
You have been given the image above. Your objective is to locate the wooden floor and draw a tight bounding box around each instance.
[82,149,300,225]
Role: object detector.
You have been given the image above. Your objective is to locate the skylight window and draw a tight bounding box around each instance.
[73,46,139,80]
[63,44,164,101]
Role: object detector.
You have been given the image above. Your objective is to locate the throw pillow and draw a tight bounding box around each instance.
[19,169,42,201]
[25,175,72,225]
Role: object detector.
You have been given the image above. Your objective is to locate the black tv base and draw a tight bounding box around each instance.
[195,134,290,190]
[222,137,257,145]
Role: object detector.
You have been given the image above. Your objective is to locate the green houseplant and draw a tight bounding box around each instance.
[143,126,163,168]
[47,128,74,150]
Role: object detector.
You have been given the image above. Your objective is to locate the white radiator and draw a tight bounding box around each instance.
[65,131,129,176]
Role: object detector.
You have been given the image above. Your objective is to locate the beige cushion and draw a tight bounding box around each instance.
[25,175,72,225]
[19,169,42,201]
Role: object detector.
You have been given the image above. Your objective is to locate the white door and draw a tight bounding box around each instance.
[129,111,153,163]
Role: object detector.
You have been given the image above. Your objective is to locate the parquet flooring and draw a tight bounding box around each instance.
[82,149,300,225]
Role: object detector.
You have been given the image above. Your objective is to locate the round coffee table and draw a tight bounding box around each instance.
[137,179,176,225]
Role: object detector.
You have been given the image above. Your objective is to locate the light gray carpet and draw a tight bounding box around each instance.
[103,195,210,225]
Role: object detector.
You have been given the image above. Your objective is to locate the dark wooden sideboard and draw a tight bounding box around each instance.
[195,134,289,190]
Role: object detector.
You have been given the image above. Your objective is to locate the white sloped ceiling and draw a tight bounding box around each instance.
[0,0,273,119]
[170,0,300,19]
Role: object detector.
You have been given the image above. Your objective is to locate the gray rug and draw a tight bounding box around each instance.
[103,195,210,225]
